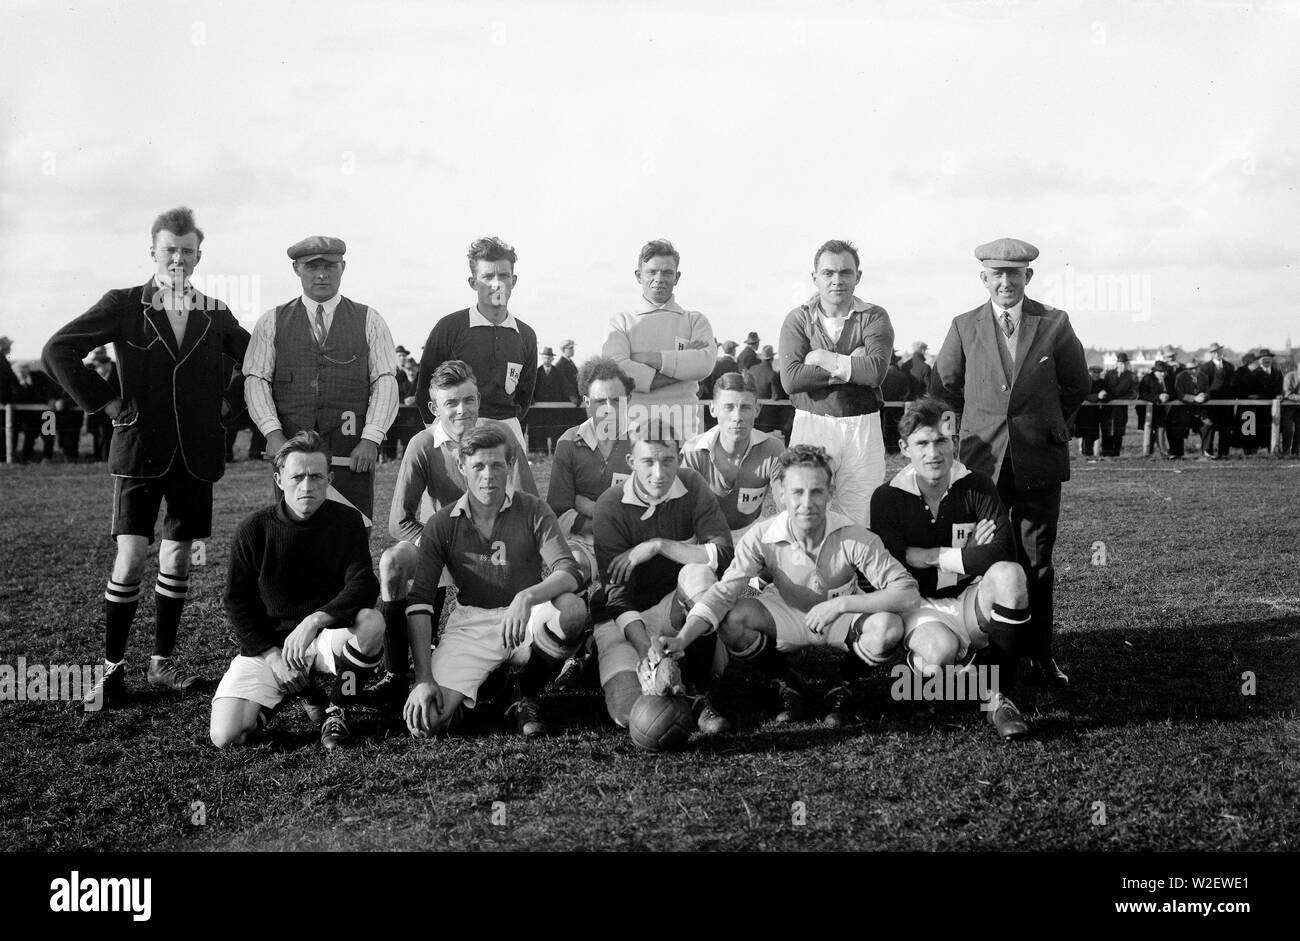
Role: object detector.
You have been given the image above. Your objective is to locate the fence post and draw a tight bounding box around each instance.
[4,404,12,465]
[1142,415,1153,456]
[1271,398,1282,455]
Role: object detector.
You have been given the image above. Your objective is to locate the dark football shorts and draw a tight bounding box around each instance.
[110,465,214,542]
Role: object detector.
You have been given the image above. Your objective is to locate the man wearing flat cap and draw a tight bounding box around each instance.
[1194,342,1235,460]
[932,237,1090,688]
[243,236,400,526]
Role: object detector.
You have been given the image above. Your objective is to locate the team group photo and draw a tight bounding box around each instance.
[0,0,1295,899]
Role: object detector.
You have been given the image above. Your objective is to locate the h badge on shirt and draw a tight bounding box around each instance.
[937,523,972,592]
[505,362,522,395]
[737,486,766,516]
[675,337,689,351]
[611,472,631,488]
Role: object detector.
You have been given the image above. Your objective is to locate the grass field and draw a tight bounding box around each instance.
[1,445,1298,851]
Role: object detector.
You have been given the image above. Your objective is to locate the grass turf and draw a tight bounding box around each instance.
[1,447,1297,851]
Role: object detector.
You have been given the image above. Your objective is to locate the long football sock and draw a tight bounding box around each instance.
[984,602,1028,691]
[681,631,718,694]
[103,579,142,663]
[153,571,189,658]
[730,631,793,684]
[516,625,579,698]
[329,639,384,707]
[378,599,409,676]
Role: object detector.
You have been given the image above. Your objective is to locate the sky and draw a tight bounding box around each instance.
[2,0,1297,367]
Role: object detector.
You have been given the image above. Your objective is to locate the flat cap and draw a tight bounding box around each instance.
[287,236,346,263]
[975,237,1039,269]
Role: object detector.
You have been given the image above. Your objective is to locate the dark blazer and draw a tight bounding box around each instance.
[932,298,1090,489]
[555,356,580,404]
[1196,359,1235,398]
[43,281,250,482]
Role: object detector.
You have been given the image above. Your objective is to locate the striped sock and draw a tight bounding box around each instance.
[329,639,384,706]
[845,615,891,673]
[103,579,142,663]
[153,571,190,658]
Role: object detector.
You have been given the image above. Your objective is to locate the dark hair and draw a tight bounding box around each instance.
[578,356,634,397]
[897,396,952,442]
[151,206,204,246]
[272,430,331,472]
[813,239,859,272]
[638,239,680,269]
[713,370,757,396]
[457,424,515,464]
[720,340,737,355]
[629,428,679,453]
[429,359,478,391]
[467,236,517,273]
[776,444,834,484]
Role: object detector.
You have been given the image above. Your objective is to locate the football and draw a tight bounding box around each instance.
[628,694,695,752]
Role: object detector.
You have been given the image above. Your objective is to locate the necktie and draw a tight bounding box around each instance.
[1003,311,1015,338]
[314,304,326,346]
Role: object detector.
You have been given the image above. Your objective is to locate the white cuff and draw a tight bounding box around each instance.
[937,547,965,574]
[615,611,644,632]
[831,353,853,382]
[703,543,719,570]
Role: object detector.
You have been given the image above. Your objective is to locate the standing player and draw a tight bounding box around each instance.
[42,206,251,711]
[681,370,784,542]
[243,235,400,527]
[372,361,537,709]
[415,236,537,448]
[869,398,1033,740]
[932,237,1090,687]
[602,239,717,441]
[779,239,894,527]
[210,432,384,749]
[664,445,918,728]
[545,357,636,686]
[592,436,734,733]
[403,426,587,738]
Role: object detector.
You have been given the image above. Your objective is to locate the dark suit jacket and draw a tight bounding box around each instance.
[556,355,580,403]
[43,282,250,481]
[932,298,1090,489]
[1196,359,1235,398]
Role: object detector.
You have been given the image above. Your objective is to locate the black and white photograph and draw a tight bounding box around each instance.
[0,0,1294,919]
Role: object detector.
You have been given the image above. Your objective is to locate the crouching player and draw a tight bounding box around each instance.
[403,425,586,738]
[372,360,537,711]
[664,445,919,727]
[592,435,734,733]
[869,397,1032,741]
[210,432,383,750]
[546,357,635,686]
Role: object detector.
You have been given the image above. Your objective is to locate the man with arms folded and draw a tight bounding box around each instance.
[663,445,918,728]
[210,432,383,750]
[603,239,717,440]
[779,239,894,527]
[403,425,587,739]
[592,435,734,733]
[680,370,784,542]
[371,360,537,712]
[869,398,1033,741]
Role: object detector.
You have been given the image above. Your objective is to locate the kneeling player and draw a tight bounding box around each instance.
[869,397,1032,740]
[592,435,734,733]
[403,426,587,738]
[210,432,384,750]
[666,445,919,727]
[373,360,537,710]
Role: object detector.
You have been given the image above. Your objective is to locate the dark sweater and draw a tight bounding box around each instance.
[593,468,733,623]
[415,308,538,424]
[224,500,379,656]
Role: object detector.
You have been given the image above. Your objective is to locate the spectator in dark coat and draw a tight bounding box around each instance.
[880,353,910,454]
[556,340,580,405]
[900,341,931,400]
[1196,343,1235,459]
[1099,352,1135,457]
[533,346,567,402]
[699,340,740,401]
[1074,365,1105,459]
[736,331,761,373]
[746,344,784,399]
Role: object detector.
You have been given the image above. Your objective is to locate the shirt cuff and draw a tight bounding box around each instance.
[615,611,646,632]
[255,417,284,436]
[361,427,385,445]
[703,543,720,571]
[691,602,724,630]
[937,547,965,574]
